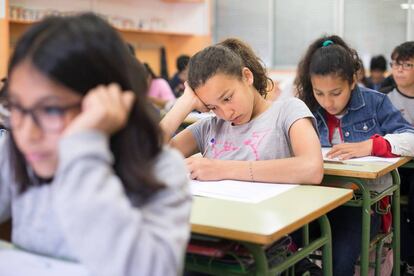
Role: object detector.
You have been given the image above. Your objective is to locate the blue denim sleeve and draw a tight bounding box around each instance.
[376,95,414,134]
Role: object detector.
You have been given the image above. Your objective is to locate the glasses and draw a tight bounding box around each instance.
[6,101,81,132]
[389,61,414,70]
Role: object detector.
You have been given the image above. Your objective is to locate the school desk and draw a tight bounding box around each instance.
[323,156,412,276]
[187,184,353,275]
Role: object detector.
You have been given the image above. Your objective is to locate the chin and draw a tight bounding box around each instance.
[31,166,56,179]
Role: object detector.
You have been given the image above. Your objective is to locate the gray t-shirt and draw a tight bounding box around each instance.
[188,98,315,161]
[387,88,414,125]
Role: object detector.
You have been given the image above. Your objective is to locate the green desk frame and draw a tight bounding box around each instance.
[324,168,402,276]
[186,215,331,275]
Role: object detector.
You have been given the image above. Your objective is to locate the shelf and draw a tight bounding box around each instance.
[9,19,196,36]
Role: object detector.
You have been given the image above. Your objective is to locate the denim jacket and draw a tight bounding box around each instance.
[315,86,414,147]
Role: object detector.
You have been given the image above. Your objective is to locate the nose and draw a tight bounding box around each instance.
[321,97,335,110]
[222,107,235,121]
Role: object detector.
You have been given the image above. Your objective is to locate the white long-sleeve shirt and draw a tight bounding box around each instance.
[0,131,191,276]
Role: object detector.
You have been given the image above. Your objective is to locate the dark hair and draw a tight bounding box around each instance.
[5,13,164,197]
[188,38,273,97]
[391,41,414,63]
[143,63,157,79]
[370,55,387,72]
[176,55,190,72]
[126,42,135,56]
[296,35,360,112]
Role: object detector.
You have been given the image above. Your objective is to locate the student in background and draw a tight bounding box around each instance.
[169,54,190,97]
[367,55,387,91]
[144,63,176,110]
[161,38,323,185]
[388,41,414,124]
[0,13,191,276]
[295,35,414,276]
[387,41,414,276]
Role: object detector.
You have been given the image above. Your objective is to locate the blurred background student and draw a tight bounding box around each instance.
[169,54,190,97]
[367,55,387,91]
[144,63,176,111]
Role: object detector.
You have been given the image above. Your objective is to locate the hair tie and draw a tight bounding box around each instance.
[322,40,334,47]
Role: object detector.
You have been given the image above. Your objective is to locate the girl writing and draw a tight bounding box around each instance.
[161,38,323,184]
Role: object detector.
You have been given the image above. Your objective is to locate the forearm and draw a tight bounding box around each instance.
[219,157,323,185]
[149,97,168,109]
[160,95,195,143]
[384,132,414,157]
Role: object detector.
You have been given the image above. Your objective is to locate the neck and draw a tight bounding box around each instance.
[398,85,414,97]
[251,91,271,119]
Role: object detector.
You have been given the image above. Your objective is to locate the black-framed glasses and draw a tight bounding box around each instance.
[389,61,414,70]
[6,101,81,132]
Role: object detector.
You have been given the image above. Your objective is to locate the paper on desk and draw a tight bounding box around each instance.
[186,111,215,121]
[190,179,297,203]
[0,248,89,276]
[322,147,400,163]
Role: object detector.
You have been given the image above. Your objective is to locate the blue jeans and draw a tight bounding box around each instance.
[328,206,381,276]
[291,206,381,276]
[400,167,414,265]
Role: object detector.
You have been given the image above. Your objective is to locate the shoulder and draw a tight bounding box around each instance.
[359,86,387,99]
[0,133,15,187]
[358,86,388,106]
[273,97,313,116]
[153,78,170,87]
[0,132,10,163]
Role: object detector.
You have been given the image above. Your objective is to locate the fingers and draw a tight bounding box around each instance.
[122,92,136,113]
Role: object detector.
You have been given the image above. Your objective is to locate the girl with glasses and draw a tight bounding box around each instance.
[0,13,191,276]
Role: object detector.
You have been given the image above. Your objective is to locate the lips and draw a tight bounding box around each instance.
[25,152,51,163]
[231,115,243,125]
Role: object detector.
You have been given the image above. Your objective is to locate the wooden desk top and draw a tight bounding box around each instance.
[323,157,412,179]
[190,185,352,245]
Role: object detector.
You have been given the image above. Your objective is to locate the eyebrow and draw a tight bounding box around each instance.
[313,87,342,94]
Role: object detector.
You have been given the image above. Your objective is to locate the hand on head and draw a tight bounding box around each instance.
[182,82,209,113]
[63,83,135,137]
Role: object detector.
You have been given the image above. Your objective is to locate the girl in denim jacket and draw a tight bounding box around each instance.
[295,35,414,276]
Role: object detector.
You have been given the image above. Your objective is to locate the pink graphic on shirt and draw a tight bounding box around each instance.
[211,141,240,159]
[243,130,271,160]
[209,129,271,160]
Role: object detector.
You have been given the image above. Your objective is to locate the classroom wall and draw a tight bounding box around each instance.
[0,0,9,79]
[7,0,212,77]
[7,21,211,78]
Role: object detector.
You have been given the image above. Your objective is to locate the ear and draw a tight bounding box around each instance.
[242,67,254,86]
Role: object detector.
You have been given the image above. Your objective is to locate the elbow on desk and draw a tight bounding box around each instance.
[303,160,324,185]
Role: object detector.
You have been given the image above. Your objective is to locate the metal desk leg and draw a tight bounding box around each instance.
[319,215,333,276]
[241,243,269,276]
[350,178,371,276]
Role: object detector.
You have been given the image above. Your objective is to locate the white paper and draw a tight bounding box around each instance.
[185,111,215,122]
[0,248,89,276]
[0,0,5,19]
[190,179,297,203]
[322,147,401,164]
